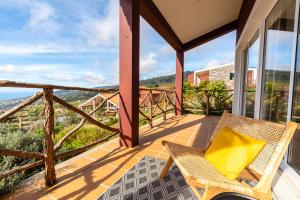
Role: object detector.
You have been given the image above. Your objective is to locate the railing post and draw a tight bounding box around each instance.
[43,88,56,186]
[205,91,210,116]
[163,92,167,120]
[175,51,184,115]
[149,90,153,128]
[92,99,96,118]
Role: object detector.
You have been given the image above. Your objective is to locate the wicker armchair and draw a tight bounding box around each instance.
[160,113,297,200]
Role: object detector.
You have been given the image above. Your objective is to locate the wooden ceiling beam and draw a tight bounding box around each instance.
[140,0,183,51]
[236,0,256,42]
[183,20,238,52]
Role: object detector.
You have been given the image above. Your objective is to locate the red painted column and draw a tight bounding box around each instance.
[175,50,184,115]
[119,0,140,148]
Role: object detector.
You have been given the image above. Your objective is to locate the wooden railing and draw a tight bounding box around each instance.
[139,88,176,127]
[0,81,120,185]
[184,89,234,115]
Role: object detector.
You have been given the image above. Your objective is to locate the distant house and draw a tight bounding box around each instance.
[78,93,119,115]
[187,63,249,90]
[78,86,164,115]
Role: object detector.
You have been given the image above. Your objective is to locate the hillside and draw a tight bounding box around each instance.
[140,71,193,87]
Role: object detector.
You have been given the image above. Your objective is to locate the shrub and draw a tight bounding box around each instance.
[55,124,115,153]
[183,80,232,114]
[0,123,43,194]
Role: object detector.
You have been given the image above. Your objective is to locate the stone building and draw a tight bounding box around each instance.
[187,63,236,89]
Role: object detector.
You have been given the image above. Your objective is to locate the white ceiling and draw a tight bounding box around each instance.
[153,0,243,43]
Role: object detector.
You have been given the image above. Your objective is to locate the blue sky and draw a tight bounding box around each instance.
[0,0,236,96]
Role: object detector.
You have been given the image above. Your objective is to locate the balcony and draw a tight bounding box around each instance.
[5,114,220,199]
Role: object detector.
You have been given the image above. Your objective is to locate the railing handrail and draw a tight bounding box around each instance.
[0,80,118,93]
[139,87,175,93]
[0,80,176,93]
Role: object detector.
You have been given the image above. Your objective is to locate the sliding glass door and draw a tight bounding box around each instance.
[290,8,300,175]
[260,0,300,175]
[242,32,260,118]
[239,0,300,178]
[260,0,296,124]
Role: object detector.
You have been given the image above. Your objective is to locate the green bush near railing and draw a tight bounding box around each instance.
[55,123,118,153]
[183,80,233,115]
[0,124,43,194]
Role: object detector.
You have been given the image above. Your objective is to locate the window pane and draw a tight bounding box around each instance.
[260,0,296,124]
[290,4,300,176]
[243,32,260,118]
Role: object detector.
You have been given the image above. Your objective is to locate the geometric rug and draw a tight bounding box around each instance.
[98,156,199,200]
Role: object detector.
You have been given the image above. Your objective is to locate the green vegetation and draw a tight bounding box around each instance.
[183,80,232,115]
[0,123,43,194]
[55,123,118,153]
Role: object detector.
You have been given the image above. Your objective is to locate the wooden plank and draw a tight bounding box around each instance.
[236,0,256,42]
[0,92,43,121]
[0,149,43,159]
[53,95,119,133]
[140,0,183,51]
[43,88,56,186]
[0,80,118,93]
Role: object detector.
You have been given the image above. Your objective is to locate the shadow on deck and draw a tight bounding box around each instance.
[4,114,220,200]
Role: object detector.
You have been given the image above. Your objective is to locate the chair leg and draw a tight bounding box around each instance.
[190,186,203,200]
[160,156,173,178]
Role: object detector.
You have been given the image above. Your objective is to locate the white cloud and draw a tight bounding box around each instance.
[83,72,107,85]
[45,73,77,82]
[140,53,158,73]
[27,1,59,34]
[0,45,65,55]
[0,63,72,75]
[0,64,15,73]
[79,0,118,47]
[205,59,221,68]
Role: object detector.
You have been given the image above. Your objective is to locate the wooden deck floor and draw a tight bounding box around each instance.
[4,114,220,200]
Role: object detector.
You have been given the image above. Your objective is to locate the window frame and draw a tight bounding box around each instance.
[241,30,260,117]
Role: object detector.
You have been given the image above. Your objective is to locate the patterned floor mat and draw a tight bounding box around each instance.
[98,156,199,200]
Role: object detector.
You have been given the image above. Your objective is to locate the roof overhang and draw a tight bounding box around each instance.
[140,0,256,52]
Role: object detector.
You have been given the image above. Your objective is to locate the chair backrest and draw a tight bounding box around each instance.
[211,113,297,193]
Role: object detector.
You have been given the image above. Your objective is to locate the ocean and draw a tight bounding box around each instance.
[0,92,33,101]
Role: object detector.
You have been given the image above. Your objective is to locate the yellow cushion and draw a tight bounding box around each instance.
[204,127,266,180]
